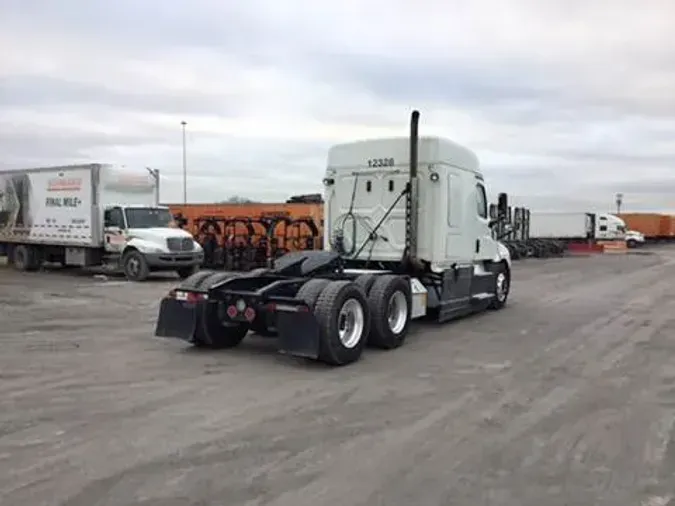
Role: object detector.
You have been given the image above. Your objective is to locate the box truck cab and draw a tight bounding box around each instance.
[625,229,645,247]
[0,164,203,281]
[103,204,203,281]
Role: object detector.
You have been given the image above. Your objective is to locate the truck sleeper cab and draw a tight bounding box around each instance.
[154,111,512,366]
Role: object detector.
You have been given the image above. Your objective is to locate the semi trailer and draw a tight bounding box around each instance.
[154,110,512,366]
[0,164,203,281]
[529,212,626,241]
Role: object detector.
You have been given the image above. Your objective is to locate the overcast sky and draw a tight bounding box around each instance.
[1,0,674,212]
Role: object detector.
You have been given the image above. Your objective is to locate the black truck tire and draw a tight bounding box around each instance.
[366,275,412,349]
[314,280,370,366]
[176,265,199,279]
[296,278,331,309]
[196,306,249,349]
[354,273,378,295]
[193,270,248,348]
[201,271,239,290]
[488,262,510,310]
[178,270,216,291]
[247,267,270,276]
[122,250,150,281]
[13,245,39,272]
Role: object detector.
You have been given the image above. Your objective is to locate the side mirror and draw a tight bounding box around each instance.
[497,192,508,217]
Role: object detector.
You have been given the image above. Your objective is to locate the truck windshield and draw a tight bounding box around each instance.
[124,208,173,229]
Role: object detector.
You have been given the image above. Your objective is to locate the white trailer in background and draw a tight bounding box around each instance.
[0,164,203,280]
[529,212,626,241]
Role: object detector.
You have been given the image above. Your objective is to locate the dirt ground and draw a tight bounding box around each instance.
[1,248,675,506]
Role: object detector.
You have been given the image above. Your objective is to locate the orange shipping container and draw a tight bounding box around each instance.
[658,215,672,237]
[617,213,663,238]
[663,215,675,237]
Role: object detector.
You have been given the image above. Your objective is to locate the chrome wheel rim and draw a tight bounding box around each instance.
[496,272,508,301]
[338,298,365,349]
[127,257,140,277]
[387,291,408,334]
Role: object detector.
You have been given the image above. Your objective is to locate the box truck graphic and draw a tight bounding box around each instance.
[0,173,32,230]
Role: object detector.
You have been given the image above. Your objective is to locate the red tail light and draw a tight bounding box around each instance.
[169,290,207,302]
[244,307,256,322]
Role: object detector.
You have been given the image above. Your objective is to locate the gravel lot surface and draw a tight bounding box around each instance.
[2,248,675,506]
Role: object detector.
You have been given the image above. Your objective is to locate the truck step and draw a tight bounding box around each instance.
[473,271,493,278]
[471,292,494,300]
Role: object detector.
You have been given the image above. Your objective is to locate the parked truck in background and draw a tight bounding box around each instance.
[529,212,626,241]
[625,230,645,248]
[0,164,203,281]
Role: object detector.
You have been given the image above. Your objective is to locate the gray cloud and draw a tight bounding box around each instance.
[1,0,675,212]
[0,76,243,117]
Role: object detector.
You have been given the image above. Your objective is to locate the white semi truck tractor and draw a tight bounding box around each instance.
[154,110,512,366]
[0,164,203,281]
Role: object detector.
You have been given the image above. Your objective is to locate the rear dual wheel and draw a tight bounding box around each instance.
[178,270,250,349]
[355,274,412,350]
[366,275,412,349]
[297,279,370,366]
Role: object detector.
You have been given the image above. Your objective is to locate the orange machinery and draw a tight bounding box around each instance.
[167,203,325,270]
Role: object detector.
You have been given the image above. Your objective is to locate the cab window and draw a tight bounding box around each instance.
[104,207,125,228]
[475,183,488,219]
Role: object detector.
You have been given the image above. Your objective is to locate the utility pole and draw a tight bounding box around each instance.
[615,193,623,214]
[145,167,160,205]
[181,121,187,204]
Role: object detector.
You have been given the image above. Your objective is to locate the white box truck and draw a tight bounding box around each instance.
[529,212,627,241]
[0,164,203,281]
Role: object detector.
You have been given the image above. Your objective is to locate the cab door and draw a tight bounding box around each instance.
[103,206,126,253]
[474,180,498,261]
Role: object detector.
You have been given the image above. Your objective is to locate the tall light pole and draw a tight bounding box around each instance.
[145,167,160,205]
[615,192,623,214]
[181,121,187,204]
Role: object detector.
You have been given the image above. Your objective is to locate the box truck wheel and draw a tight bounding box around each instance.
[122,250,149,281]
[314,281,370,366]
[366,275,412,349]
[13,245,39,272]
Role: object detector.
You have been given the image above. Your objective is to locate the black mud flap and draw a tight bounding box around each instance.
[154,297,199,342]
[276,310,321,359]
